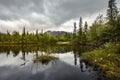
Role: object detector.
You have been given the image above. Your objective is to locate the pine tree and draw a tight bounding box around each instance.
[22,27,26,43]
[22,26,26,36]
[36,29,39,41]
[73,22,77,36]
[78,17,83,36]
[36,29,38,36]
[107,0,119,24]
[72,22,77,42]
[79,17,82,29]
[107,0,120,42]
[84,21,88,34]
[78,17,83,44]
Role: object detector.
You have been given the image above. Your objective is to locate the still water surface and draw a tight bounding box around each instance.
[0,45,98,80]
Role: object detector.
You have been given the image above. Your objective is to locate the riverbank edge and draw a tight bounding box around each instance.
[81,43,120,80]
[0,41,71,46]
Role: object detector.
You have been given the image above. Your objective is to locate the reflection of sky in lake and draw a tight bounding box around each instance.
[0,51,77,66]
[0,51,31,66]
[53,52,80,66]
[0,51,98,80]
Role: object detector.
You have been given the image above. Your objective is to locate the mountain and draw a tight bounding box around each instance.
[45,31,71,36]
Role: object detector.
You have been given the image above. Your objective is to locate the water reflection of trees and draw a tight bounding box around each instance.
[0,45,71,65]
[72,45,94,72]
[0,45,71,55]
[0,45,95,71]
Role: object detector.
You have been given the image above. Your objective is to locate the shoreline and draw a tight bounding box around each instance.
[81,43,120,80]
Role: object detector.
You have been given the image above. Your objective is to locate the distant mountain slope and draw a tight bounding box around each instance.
[45,31,71,36]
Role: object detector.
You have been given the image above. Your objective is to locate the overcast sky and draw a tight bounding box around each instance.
[0,0,120,33]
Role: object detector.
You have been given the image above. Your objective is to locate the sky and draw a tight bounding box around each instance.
[0,0,120,33]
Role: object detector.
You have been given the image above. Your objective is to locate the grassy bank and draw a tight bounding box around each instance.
[0,41,71,46]
[81,43,120,80]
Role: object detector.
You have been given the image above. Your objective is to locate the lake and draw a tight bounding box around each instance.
[0,45,99,80]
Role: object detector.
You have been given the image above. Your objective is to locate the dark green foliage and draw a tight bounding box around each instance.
[77,17,83,44]
[72,17,88,46]
[0,27,72,45]
[107,0,119,25]
[73,22,77,38]
[71,0,120,49]
[72,0,120,80]
[84,21,88,34]
[81,43,120,80]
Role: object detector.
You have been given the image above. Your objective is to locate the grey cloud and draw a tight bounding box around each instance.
[45,0,108,25]
[0,0,119,32]
[0,0,44,20]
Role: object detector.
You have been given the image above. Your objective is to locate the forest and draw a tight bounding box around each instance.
[0,27,72,45]
[79,0,120,79]
[0,0,120,47]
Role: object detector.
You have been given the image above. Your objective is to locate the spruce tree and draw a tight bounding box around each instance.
[84,21,88,34]
[107,0,119,24]
[107,0,119,42]
[22,26,26,36]
[73,22,77,36]
[78,17,83,36]
[79,17,82,29]
[22,27,26,43]
[36,29,39,41]
[78,17,83,44]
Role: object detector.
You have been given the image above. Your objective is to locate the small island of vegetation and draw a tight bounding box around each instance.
[33,54,58,64]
